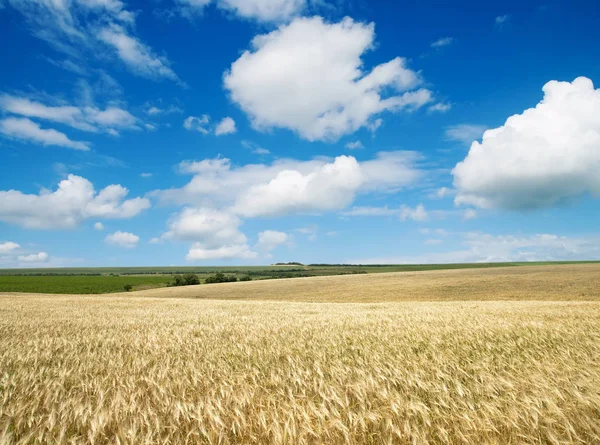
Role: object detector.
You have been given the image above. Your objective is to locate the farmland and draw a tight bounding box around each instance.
[0,260,598,294]
[1,263,600,444]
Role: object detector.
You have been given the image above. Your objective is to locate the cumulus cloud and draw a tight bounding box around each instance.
[0,117,90,150]
[0,242,21,255]
[177,0,305,23]
[183,115,210,134]
[6,0,179,82]
[233,156,363,217]
[163,208,257,261]
[105,231,139,248]
[0,174,150,229]
[214,117,237,136]
[257,230,289,251]
[345,140,364,150]
[184,115,235,135]
[431,187,452,199]
[159,151,422,217]
[453,77,600,210]
[94,222,104,230]
[18,252,49,262]
[186,243,258,261]
[399,204,429,222]
[444,124,487,145]
[224,17,432,141]
[0,94,138,134]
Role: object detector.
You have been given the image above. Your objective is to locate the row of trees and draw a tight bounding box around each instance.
[123,273,254,291]
[170,273,252,286]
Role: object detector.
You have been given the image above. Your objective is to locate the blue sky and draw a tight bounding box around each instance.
[0,0,599,267]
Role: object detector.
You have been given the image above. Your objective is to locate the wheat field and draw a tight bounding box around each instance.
[1,265,600,444]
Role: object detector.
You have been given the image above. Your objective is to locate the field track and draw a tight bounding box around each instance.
[2,263,599,302]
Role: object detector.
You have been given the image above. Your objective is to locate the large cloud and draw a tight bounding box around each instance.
[224,17,433,141]
[0,174,150,229]
[453,77,600,210]
[233,156,363,217]
[162,208,258,261]
[158,151,422,217]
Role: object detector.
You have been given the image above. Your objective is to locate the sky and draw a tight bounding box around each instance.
[0,0,599,268]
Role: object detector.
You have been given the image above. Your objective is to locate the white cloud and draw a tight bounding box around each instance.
[345,140,364,150]
[444,124,487,145]
[160,151,422,218]
[177,0,305,23]
[17,252,49,262]
[257,230,289,251]
[162,207,258,261]
[0,94,138,134]
[105,231,139,248]
[98,24,180,82]
[352,232,600,264]
[233,156,363,217]
[425,238,443,245]
[145,104,183,116]
[463,209,477,220]
[217,0,305,22]
[295,225,318,241]
[184,115,237,136]
[140,172,153,178]
[183,115,210,134]
[340,206,398,217]
[419,228,449,236]
[164,208,246,245]
[453,77,600,210]
[0,242,20,255]
[399,204,429,222]
[0,174,150,229]
[215,117,237,136]
[428,102,451,113]
[242,140,270,155]
[495,15,510,28]
[431,37,454,48]
[186,243,258,261]
[431,187,452,199]
[224,17,432,141]
[7,0,179,82]
[94,222,104,230]
[0,117,90,150]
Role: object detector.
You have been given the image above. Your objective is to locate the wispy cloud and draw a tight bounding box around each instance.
[0,117,90,150]
[431,37,454,48]
[495,14,510,28]
[444,124,487,145]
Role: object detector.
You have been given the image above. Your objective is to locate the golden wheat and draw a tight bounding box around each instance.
[1,291,600,444]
